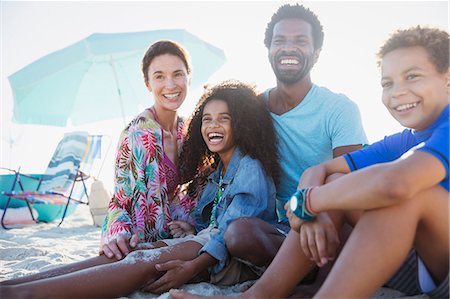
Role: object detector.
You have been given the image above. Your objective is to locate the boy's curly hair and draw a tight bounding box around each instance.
[377,26,449,73]
[179,80,280,187]
[264,3,324,50]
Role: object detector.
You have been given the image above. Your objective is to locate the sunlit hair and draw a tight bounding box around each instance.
[179,80,280,186]
[141,40,192,83]
[377,26,449,73]
[264,3,324,50]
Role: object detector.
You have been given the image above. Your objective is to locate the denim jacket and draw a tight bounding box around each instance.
[193,147,277,274]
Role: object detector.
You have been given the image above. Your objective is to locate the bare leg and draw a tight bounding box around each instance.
[0,240,167,286]
[224,217,285,266]
[316,185,449,298]
[0,254,115,286]
[171,230,316,299]
[1,240,203,298]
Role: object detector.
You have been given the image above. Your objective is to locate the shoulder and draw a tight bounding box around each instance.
[235,155,266,180]
[314,85,357,108]
[126,110,161,132]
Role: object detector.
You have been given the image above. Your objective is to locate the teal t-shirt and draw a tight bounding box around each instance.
[262,84,367,222]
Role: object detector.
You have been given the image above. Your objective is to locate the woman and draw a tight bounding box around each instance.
[0,80,280,298]
[0,40,195,286]
[101,40,196,260]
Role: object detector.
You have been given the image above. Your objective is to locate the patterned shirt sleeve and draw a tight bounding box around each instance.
[101,116,165,243]
[101,128,134,243]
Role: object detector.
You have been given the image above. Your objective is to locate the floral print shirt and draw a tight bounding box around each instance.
[101,109,196,243]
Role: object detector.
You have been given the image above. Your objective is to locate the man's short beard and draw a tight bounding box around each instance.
[271,55,314,84]
[273,69,307,84]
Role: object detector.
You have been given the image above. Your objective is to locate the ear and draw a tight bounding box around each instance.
[313,48,322,64]
[446,68,450,94]
[145,80,152,92]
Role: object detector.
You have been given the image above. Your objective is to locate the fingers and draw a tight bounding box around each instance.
[306,227,321,265]
[145,276,172,294]
[314,228,328,267]
[168,221,195,237]
[299,221,341,268]
[101,236,131,260]
[155,260,178,272]
[130,234,139,248]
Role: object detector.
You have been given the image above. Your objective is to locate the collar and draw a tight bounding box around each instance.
[208,147,244,186]
[413,104,449,141]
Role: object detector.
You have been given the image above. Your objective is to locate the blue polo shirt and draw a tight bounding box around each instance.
[344,105,449,191]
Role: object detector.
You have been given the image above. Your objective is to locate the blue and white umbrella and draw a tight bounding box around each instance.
[8,29,225,126]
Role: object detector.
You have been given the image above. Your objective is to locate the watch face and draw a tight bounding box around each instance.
[290,195,298,211]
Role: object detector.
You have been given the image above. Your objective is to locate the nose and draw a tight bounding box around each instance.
[166,77,176,89]
[281,40,296,51]
[208,118,220,127]
[391,82,408,98]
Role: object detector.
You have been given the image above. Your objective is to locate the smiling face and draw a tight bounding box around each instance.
[269,18,319,84]
[381,46,449,131]
[146,53,189,112]
[201,99,236,164]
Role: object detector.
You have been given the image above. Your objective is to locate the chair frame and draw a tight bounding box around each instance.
[0,167,90,229]
[0,133,110,229]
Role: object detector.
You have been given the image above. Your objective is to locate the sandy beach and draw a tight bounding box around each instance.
[0,205,428,298]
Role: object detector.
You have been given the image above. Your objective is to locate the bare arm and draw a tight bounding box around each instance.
[311,151,446,212]
[333,144,362,159]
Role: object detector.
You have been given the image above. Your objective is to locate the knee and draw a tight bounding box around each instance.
[224,217,255,254]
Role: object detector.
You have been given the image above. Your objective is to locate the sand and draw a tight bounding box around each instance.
[0,205,428,298]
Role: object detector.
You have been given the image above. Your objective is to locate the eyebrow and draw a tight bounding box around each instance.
[202,112,231,117]
[381,66,425,80]
[152,69,185,75]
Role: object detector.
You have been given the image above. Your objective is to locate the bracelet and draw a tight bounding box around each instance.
[305,187,318,216]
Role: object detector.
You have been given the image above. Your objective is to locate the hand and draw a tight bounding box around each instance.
[299,214,340,267]
[285,201,305,232]
[99,234,139,260]
[168,221,195,238]
[141,260,195,294]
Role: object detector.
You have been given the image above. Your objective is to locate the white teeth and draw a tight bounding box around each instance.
[280,59,299,65]
[208,132,223,139]
[164,93,180,99]
[208,132,224,144]
[395,102,418,111]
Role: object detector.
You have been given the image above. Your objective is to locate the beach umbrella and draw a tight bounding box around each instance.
[8,29,225,126]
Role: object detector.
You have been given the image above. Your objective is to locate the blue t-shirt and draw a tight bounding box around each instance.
[344,105,449,191]
[263,84,368,221]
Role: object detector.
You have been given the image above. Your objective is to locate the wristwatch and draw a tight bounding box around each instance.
[289,188,316,221]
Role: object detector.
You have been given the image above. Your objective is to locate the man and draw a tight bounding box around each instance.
[146,4,367,294]
[222,3,367,278]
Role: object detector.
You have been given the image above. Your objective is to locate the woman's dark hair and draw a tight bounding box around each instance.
[264,3,324,50]
[179,80,280,187]
[377,26,449,73]
[141,40,192,83]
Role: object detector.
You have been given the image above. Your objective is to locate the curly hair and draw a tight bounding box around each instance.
[141,40,192,83]
[377,26,449,73]
[179,80,280,187]
[264,3,324,50]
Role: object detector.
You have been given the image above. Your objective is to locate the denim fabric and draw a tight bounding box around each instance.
[193,147,277,274]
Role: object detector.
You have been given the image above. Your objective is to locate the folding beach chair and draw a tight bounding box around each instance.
[1,132,105,229]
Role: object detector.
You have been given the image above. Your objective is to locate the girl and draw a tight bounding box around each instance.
[0,80,280,298]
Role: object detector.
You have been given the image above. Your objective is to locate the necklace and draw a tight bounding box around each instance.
[209,171,224,227]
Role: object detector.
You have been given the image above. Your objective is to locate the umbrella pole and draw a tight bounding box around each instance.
[109,56,127,126]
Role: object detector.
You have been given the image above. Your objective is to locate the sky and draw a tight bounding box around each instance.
[1,0,448,191]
